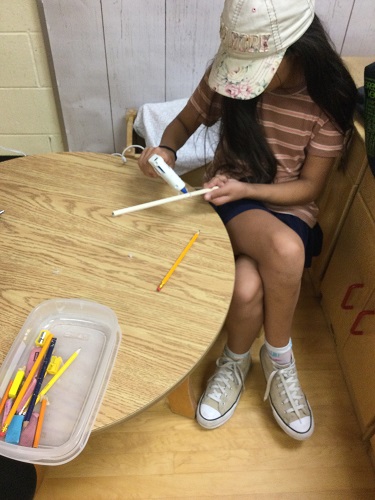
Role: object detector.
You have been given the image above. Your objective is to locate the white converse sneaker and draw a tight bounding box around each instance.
[196,354,251,429]
[260,344,314,440]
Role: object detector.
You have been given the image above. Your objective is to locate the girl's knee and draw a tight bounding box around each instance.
[270,231,305,270]
[233,268,263,306]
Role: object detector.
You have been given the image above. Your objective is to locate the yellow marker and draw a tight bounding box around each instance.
[47,356,63,375]
[8,367,25,399]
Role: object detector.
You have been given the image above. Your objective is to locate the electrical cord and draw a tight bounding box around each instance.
[111,145,144,163]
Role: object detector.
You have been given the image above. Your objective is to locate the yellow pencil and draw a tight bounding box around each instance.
[34,348,81,405]
[157,231,200,291]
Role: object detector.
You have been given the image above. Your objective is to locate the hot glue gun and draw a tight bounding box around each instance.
[148,154,188,194]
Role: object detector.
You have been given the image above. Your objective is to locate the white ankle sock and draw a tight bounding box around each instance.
[224,345,250,362]
[265,339,293,365]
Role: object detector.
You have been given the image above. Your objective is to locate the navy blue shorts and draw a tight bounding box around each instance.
[212,199,322,268]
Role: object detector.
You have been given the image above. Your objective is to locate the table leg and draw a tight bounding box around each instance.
[167,376,197,419]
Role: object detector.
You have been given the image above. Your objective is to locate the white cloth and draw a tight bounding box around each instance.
[133,98,219,175]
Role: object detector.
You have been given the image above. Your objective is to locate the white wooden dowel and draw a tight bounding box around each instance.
[112,187,218,216]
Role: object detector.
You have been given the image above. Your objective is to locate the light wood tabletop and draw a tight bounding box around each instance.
[0,152,234,431]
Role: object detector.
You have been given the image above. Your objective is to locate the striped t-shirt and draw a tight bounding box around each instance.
[190,70,345,227]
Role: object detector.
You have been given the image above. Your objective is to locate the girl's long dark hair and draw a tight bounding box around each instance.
[211,14,358,182]
[286,15,357,136]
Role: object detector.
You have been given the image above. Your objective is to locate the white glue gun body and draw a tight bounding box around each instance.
[148,154,188,194]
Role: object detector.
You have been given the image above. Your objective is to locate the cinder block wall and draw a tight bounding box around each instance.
[0,0,64,157]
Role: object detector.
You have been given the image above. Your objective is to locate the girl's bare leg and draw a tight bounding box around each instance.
[223,209,314,440]
[196,209,312,438]
[224,254,264,354]
[225,210,305,348]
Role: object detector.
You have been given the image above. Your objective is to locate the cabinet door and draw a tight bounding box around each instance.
[321,193,375,350]
[340,288,375,434]
[309,130,367,291]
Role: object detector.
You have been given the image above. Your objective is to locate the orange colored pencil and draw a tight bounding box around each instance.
[0,379,13,415]
[33,397,47,448]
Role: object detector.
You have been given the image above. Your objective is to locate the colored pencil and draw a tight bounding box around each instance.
[0,332,53,436]
[0,379,13,415]
[34,348,81,405]
[17,377,37,414]
[157,231,200,291]
[33,397,47,448]
[23,337,56,428]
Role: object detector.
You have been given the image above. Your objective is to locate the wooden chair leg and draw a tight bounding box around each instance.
[167,376,197,419]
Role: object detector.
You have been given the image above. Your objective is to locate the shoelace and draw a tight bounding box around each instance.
[207,357,245,403]
[263,363,306,420]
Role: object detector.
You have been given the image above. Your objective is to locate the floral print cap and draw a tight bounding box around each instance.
[209,46,284,100]
[208,0,315,100]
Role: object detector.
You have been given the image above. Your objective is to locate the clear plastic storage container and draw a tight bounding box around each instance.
[0,298,121,465]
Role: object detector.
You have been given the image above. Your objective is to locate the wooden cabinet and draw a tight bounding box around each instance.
[371,434,375,469]
[340,288,375,438]
[311,57,375,443]
[321,167,375,437]
[309,128,368,292]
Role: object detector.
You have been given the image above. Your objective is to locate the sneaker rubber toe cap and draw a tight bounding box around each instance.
[288,416,314,440]
[290,416,312,433]
[199,404,221,420]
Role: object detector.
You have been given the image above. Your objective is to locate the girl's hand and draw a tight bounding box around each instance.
[203,176,249,205]
[138,146,176,178]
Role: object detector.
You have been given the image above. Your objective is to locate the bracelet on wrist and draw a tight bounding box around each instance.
[158,144,177,161]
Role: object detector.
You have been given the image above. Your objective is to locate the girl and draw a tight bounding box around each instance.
[138,0,357,440]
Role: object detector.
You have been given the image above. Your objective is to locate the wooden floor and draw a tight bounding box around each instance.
[36,273,375,499]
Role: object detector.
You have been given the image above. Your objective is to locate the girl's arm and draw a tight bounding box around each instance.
[204,154,335,206]
[138,100,204,177]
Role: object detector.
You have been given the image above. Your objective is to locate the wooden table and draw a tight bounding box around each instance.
[0,152,234,431]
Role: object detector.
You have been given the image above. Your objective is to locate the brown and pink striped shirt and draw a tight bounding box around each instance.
[190,70,345,227]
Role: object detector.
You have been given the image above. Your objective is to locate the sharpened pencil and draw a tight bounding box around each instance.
[157,231,200,291]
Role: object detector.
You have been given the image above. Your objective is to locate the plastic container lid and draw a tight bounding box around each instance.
[0,298,121,465]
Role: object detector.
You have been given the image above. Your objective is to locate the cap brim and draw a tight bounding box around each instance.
[208,45,285,99]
